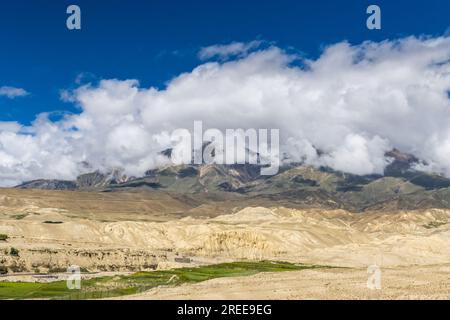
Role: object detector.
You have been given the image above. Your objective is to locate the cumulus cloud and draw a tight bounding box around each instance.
[198,40,262,60]
[2,36,450,186]
[0,86,29,99]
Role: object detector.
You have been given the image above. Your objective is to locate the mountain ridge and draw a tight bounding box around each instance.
[13,149,450,212]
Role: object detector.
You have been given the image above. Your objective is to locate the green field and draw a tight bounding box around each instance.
[0,261,324,300]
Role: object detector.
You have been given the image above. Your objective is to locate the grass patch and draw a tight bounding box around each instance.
[0,260,325,300]
[0,234,8,241]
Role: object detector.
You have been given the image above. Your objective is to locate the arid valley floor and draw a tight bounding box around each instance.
[0,187,449,299]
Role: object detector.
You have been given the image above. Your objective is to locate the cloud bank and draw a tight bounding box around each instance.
[2,36,450,186]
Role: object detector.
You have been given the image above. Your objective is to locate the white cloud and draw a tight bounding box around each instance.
[2,37,450,186]
[198,40,263,60]
[0,86,29,99]
[321,134,390,175]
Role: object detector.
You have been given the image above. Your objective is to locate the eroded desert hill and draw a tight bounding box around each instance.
[0,188,449,273]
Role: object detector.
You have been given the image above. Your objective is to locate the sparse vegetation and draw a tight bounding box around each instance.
[12,214,28,220]
[0,234,8,241]
[423,221,447,229]
[48,267,68,273]
[8,265,25,273]
[0,266,7,275]
[43,221,64,224]
[9,248,19,256]
[48,266,89,273]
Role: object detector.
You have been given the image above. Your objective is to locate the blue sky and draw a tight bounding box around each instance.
[2,0,450,184]
[0,0,449,125]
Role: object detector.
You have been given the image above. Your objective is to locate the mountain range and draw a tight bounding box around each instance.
[14,149,450,212]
